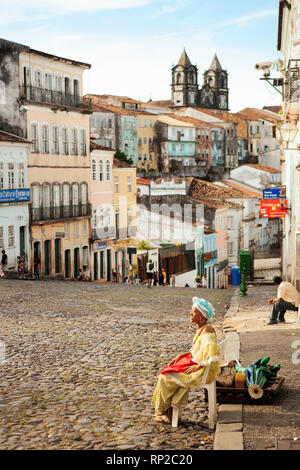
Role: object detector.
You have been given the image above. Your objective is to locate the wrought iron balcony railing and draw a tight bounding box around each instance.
[30,204,91,222]
[20,86,91,110]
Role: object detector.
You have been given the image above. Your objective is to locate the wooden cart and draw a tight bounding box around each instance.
[205,376,285,404]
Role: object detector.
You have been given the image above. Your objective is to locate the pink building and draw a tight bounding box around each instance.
[90,143,114,281]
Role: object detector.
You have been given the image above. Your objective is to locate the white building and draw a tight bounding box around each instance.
[230,164,281,190]
[277,0,300,290]
[0,131,31,272]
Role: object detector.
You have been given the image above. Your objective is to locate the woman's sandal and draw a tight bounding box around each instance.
[153,414,171,424]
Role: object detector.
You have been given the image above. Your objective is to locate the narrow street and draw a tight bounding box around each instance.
[0,280,233,450]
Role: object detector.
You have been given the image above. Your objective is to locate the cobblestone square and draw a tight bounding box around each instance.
[0,280,233,450]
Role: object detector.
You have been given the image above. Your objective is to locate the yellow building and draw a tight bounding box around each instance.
[136,113,158,172]
[17,42,92,278]
[112,158,138,281]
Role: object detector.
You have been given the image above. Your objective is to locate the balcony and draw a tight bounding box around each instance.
[30,204,91,223]
[91,225,137,241]
[20,86,91,111]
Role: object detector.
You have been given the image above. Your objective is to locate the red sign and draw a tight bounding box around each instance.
[260,199,288,218]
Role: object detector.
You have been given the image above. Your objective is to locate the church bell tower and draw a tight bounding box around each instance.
[171,49,198,107]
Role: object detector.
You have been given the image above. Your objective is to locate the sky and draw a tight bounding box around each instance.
[0,0,282,112]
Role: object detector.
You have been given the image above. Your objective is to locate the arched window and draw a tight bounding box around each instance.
[62,184,70,207]
[72,183,79,206]
[32,185,40,209]
[81,183,88,205]
[53,184,60,207]
[99,160,103,181]
[92,160,96,181]
[106,160,111,181]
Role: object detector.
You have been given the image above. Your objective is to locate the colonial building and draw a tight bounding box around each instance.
[112,158,137,281]
[90,142,114,282]
[0,130,31,273]
[0,38,92,279]
[171,50,229,110]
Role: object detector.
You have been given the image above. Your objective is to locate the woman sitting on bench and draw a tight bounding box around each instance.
[152,297,220,423]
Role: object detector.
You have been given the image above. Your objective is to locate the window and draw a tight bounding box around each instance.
[138,138,142,144]
[106,161,111,181]
[149,153,152,161]
[8,163,14,189]
[45,72,52,91]
[71,128,78,155]
[81,184,88,205]
[149,137,152,144]
[52,126,59,154]
[73,79,79,97]
[31,123,39,153]
[74,221,79,238]
[99,160,103,181]
[79,129,86,156]
[62,184,69,207]
[108,119,112,129]
[8,225,14,247]
[0,161,4,189]
[18,163,25,188]
[72,183,79,206]
[32,185,40,208]
[138,154,142,161]
[62,128,69,155]
[53,184,60,207]
[64,222,70,239]
[54,74,62,92]
[34,69,42,88]
[144,137,147,144]
[144,120,148,127]
[92,160,96,181]
[114,175,119,193]
[82,220,87,237]
[42,125,49,153]
[150,120,153,128]
[127,175,132,192]
[227,216,234,228]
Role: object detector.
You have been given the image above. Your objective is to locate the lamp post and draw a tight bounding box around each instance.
[277,121,298,149]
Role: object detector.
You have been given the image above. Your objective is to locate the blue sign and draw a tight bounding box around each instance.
[263,187,286,200]
[97,241,107,249]
[0,189,30,203]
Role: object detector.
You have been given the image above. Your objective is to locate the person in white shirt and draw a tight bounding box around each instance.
[267,277,300,325]
[146,259,154,288]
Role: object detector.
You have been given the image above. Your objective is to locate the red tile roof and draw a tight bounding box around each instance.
[246,164,281,173]
[222,181,262,198]
[113,158,134,169]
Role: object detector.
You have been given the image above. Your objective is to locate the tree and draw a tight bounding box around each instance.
[114,148,133,165]
[137,240,154,251]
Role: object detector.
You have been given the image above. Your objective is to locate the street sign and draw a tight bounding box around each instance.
[260,199,288,218]
[263,187,286,199]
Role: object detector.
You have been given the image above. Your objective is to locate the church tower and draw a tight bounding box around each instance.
[199,54,229,110]
[171,49,198,107]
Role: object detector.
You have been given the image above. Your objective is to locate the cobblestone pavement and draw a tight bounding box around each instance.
[0,280,234,450]
[237,285,300,450]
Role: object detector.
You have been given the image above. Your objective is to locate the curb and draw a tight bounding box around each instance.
[213,289,244,450]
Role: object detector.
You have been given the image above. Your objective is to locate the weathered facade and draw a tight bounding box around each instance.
[0,37,92,279]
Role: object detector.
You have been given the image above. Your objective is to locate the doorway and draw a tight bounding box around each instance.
[54,238,61,274]
[100,251,104,279]
[65,250,71,279]
[94,252,98,280]
[19,226,25,256]
[74,248,80,278]
[44,240,51,276]
[106,249,111,281]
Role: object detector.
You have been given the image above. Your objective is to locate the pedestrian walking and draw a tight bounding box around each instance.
[1,250,7,278]
[146,259,154,288]
[267,276,300,325]
[34,257,40,280]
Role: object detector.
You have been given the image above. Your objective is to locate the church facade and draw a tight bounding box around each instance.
[171,50,229,111]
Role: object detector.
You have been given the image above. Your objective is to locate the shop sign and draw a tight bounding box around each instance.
[263,187,286,200]
[260,199,288,218]
[0,188,30,203]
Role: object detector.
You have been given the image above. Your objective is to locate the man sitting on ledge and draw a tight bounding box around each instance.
[267,276,300,325]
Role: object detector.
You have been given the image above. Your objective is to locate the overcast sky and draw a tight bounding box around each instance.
[0,0,282,112]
